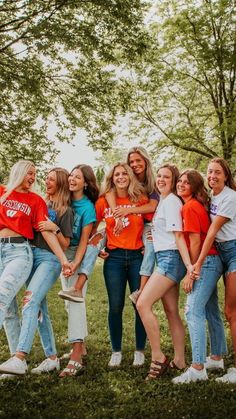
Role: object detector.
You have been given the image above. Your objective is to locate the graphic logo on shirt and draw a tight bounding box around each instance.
[2,199,31,215]
[48,208,57,222]
[210,203,217,216]
[6,210,17,217]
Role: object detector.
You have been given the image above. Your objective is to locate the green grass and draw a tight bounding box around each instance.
[0,259,236,419]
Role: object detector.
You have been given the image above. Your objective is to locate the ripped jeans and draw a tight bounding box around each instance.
[0,242,33,354]
[15,247,61,357]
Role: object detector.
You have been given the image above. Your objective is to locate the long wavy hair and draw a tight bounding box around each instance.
[127,146,155,195]
[208,158,236,190]
[46,168,71,217]
[101,162,146,203]
[0,160,35,204]
[179,169,210,209]
[70,164,99,204]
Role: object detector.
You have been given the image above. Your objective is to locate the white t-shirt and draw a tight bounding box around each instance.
[152,193,183,251]
[210,186,236,242]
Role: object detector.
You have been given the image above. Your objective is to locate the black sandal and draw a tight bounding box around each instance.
[145,357,170,381]
[169,360,184,371]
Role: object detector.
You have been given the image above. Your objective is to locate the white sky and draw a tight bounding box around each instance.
[54,131,101,172]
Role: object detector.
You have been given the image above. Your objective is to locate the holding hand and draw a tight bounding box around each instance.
[182,274,194,294]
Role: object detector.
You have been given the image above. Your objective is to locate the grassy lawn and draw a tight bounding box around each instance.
[0,259,236,419]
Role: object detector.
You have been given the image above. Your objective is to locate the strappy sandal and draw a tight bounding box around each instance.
[59,360,83,378]
[169,360,185,371]
[145,357,169,381]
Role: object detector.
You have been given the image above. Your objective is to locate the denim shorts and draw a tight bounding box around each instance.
[155,249,186,283]
[216,240,236,275]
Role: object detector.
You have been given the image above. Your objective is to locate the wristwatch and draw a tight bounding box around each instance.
[55,228,61,235]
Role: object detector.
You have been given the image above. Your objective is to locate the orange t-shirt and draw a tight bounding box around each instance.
[95,195,147,250]
[182,198,217,255]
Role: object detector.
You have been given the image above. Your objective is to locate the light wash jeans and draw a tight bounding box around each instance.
[16,247,61,356]
[0,241,33,354]
[139,223,155,277]
[77,230,106,277]
[61,246,88,342]
[185,255,227,364]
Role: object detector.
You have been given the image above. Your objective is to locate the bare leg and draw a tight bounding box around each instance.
[162,284,186,369]
[137,271,175,362]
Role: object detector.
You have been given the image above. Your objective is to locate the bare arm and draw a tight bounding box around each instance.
[174,231,193,273]
[105,189,117,213]
[113,199,158,217]
[41,231,70,273]
[182,232,201,294]
[193,215,229,276]
[38,219,70,250]
[71,223,93,272]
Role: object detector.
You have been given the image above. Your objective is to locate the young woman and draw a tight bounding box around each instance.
[137,164,193,380]
[62,147,158,316]
[192,158,236,383]
[172,169,227,384]
[59,164,99,377]
[95,162,149,368]
[0,168,73,376]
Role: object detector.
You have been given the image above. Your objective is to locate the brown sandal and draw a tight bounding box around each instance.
[169,360,184,371]
[145,357,170,381]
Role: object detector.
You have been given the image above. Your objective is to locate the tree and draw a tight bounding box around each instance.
[115,0,236,170]
[0,0,148,172]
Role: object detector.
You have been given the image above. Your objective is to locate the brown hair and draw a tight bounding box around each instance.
[46,168,71,217]
[209,158,236,190]
[71,164,99,204]
[179,169,210,209]
[157,164,180,194]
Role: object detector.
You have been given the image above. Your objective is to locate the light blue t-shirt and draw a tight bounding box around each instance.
[70,196,96,246]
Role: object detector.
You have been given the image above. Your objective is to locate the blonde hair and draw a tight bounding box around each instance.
[0,160,35,204]
[127,146,155,195]
[101,162,146,202]
[46,168,71,217]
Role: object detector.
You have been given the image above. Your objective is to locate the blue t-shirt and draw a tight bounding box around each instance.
[70,196,96,246]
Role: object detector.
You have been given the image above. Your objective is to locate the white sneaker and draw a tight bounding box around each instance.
[31,357,60,374]
[133,351,145,367]
[108,352,122,367]
[0,356,27,375]
[58,289,84,303]
[215,367,236,383]
[204,356,224,370]
[172,366,208,384]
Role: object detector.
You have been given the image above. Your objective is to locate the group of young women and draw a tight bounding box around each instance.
[0,148,235,384]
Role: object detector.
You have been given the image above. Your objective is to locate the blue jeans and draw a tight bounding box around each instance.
[155,249,186,283]
[103,248,146,352]
[78,230,106,277]
[139,224,155,277]
[216,240,236,275]
[16,247,61,356]
[0,242,33,354]
[185,255,227,364]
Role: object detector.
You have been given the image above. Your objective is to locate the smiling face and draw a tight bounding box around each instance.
[156,167,173,197]
[128,152,146,180]
[45,170,57,197]
[68,168,86,193]
[177,174,192,202]
[20,166,36,191]
[207,162,227,194]
[112,165,130,191]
